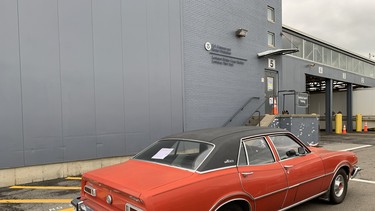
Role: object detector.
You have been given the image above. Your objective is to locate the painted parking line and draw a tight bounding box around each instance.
[0,199,72,203]
[65,177,82,180]
[58,208,74,211]
[351,178,375,185]
[10,185,80,190]
[340,145,372,151]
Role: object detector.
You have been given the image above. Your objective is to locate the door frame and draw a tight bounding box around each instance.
[265,70,279,114]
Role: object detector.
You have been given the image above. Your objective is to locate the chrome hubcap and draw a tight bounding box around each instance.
[334,175,344,197]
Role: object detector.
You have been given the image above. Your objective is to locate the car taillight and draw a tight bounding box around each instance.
[125,203,143,211]
[84,185,96,197]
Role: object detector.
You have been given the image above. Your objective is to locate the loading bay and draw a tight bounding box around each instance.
[1,133,374,211]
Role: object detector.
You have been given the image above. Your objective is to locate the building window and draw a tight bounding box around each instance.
[323,47,332,65]
[267,6,275,22]
[268,32,275,47]
[313,44,323,63]
[282,30,375,78]
[347,57,353,71]
[364,63,374,77]
[332,51,339,68]
[292,36,303,58]
[282,33,291,49]
[339,54,347,70]
[304,40,313,61]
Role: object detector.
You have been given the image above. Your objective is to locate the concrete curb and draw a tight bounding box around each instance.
[0,156,131,188]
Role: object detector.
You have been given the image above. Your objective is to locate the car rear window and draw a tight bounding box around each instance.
[133,140,214,170]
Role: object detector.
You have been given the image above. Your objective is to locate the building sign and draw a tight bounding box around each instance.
[204,42,212,51]
[296,93,309,108]
[267,77,273,91]
[318,67,324,74]
[205,42,247,67]
[269,97,274,105]
[268,58,276,69]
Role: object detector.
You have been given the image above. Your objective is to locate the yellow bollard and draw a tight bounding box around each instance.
[356,114,363,132]
[335,114,342,134]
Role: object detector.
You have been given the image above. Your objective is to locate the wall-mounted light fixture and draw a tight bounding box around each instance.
[235,28,248,37]
[307,63,315,67]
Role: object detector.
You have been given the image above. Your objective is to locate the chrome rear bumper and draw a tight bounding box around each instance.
[71,197,94,211]
[351,165,361,179]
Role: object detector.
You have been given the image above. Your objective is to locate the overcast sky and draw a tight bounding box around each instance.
[282,0,375,58]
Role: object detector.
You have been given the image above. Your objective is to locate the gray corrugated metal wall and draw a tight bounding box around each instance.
[183,0,282,130]
[0,0,283,169]
[0,0,183,169]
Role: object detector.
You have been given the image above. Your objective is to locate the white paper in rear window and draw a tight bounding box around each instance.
[151,148,174,160]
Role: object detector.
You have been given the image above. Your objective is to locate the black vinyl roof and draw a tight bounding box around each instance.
[163,126,287,144]
[162,126,289,172]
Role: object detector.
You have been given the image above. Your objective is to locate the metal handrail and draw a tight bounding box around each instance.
[252,111,261,126]
[223,97,260,127]
[247,98,268,126]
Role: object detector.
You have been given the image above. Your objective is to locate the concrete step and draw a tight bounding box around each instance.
[259,114,276,127]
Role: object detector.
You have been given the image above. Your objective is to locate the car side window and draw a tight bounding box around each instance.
[269,135,306,160]
[242,138,275,165]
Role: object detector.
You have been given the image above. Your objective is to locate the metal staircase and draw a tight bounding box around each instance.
[223,97,269,127]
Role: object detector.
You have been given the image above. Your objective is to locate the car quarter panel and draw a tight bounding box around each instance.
[79,160,195,210]
[142,168,251,211]
[310,147,358,190]
[83,160,194,196]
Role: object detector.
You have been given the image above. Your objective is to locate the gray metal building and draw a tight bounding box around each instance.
[1,0,375,170]
[0,0,282,169]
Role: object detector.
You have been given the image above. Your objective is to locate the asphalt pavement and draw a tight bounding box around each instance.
[319,131,375,146]
[0,177,80,211]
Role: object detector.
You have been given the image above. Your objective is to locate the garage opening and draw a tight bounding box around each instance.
[306,74,366,132]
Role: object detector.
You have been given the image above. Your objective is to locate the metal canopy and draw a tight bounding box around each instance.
[257,48,299,57]
[306,75,366,93]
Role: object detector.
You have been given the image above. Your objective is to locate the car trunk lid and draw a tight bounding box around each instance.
[83,159,194,198]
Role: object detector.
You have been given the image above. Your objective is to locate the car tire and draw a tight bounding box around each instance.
[218,203,243,211]
[329,169,348,204]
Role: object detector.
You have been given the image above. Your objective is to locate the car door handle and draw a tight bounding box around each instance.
[283,165,293,170]
[241,172,254,177]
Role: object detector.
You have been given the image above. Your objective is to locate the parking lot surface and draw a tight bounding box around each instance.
[291,145,375,210]
[0,177,80,211]
[0,132,374,211]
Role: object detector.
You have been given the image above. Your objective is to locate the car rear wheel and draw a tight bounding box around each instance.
[218,203,243,211]
[329,169,348,204]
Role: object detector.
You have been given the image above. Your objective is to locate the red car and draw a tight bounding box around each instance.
[72,127,360,211]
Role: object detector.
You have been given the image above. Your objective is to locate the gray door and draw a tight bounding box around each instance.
[265,70,278,114]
